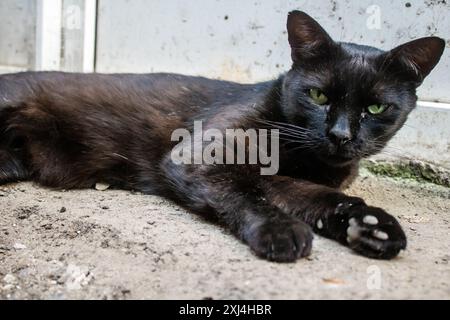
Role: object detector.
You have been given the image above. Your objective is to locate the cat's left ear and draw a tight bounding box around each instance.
[384,37,445,84]
[287,11,336,63]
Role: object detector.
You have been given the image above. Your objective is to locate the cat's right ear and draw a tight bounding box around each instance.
[383,37,445,85]
[287,11,335,63]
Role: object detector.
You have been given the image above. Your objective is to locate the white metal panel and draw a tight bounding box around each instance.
[96,0,450,102]
[60,0,97,72]
[35,0,63,70]
[384,102,450,168]
[82,0,97,72]
[0,0,96,72]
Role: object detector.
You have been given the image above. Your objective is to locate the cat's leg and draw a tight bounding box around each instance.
[0,107,29,184]
[0,149,29,185]
[262,176,407,259]
[163,163,313,262]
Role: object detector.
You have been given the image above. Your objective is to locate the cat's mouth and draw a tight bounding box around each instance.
[318,149,359,166]
[326,154,355,165]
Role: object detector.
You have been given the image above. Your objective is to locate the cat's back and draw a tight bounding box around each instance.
[0,71,258,116]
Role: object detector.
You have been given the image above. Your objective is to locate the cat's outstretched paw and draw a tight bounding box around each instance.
[245,217,313,262]
[340,205,407,259]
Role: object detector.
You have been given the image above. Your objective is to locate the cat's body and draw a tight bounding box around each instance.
[0,72,353,189]
[0,72,266,191]
[0,12,445,262]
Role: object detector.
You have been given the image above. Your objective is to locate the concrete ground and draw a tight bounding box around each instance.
[0,169,449,300]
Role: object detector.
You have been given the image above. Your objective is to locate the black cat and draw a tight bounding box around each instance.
[0,11,444,262]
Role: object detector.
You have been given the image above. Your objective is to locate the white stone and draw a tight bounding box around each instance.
[13,243,27,250]
[2,284,15,291]
[316,219,323,230]
[3,274,17,285]
[62,264,93,290]
[95,182,111,191]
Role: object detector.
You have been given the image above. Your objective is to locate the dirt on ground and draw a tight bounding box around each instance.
[0,170,449,300]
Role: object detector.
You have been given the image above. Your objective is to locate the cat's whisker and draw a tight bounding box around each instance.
[253,121,319,140]
[274,131,314,140]
[277,133,326,144]
[110,152,140,165]
[357,147,415,160]
[250,117,315,131]
[401,123,420,130]
[377,150,416,160]
[368,141,416,158]
[256,123,313,135]
[287,144,321,153]
[255,119,316,133]
[270,128,312,136]
[281,140,319,147]
[256,122,316,135]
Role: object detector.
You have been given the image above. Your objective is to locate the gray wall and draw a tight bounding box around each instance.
[1,0,449,102]
[0,0,36,69]
[96,0,450,103]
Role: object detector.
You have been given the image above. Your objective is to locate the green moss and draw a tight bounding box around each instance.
[362,160,450,188]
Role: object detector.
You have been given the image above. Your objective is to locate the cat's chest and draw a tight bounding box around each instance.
[277,151,358,189]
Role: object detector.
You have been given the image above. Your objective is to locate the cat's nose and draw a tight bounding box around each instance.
[329,128,351,146]
[328,116,352,146]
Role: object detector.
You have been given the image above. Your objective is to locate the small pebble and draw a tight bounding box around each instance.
[95,183,111,191]
[41,224,53,230]
[316,219,323,230]
[2,284,15,291]
[13,243,27,250]
[3,274,17,285]
[59,207,67,213]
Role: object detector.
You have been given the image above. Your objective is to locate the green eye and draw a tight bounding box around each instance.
[309,89,328,105]
[367,104,388,115]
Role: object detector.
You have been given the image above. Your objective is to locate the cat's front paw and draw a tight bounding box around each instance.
[244,217,313,263]
[342,205,407,259]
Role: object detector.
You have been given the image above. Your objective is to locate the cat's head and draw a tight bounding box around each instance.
[281,11,445,166]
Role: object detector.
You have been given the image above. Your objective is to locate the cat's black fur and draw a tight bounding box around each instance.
[0,11,445,262]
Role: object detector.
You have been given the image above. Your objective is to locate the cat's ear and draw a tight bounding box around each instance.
[384,37,445,84]
[287,11,335,63]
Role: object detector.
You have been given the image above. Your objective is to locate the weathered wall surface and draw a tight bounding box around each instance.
[1,0,449,101]
[374,102,450,169]
[95,0,450,102]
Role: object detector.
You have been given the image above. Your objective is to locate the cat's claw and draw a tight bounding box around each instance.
[245,217,313,263]
[343,205,407,259]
